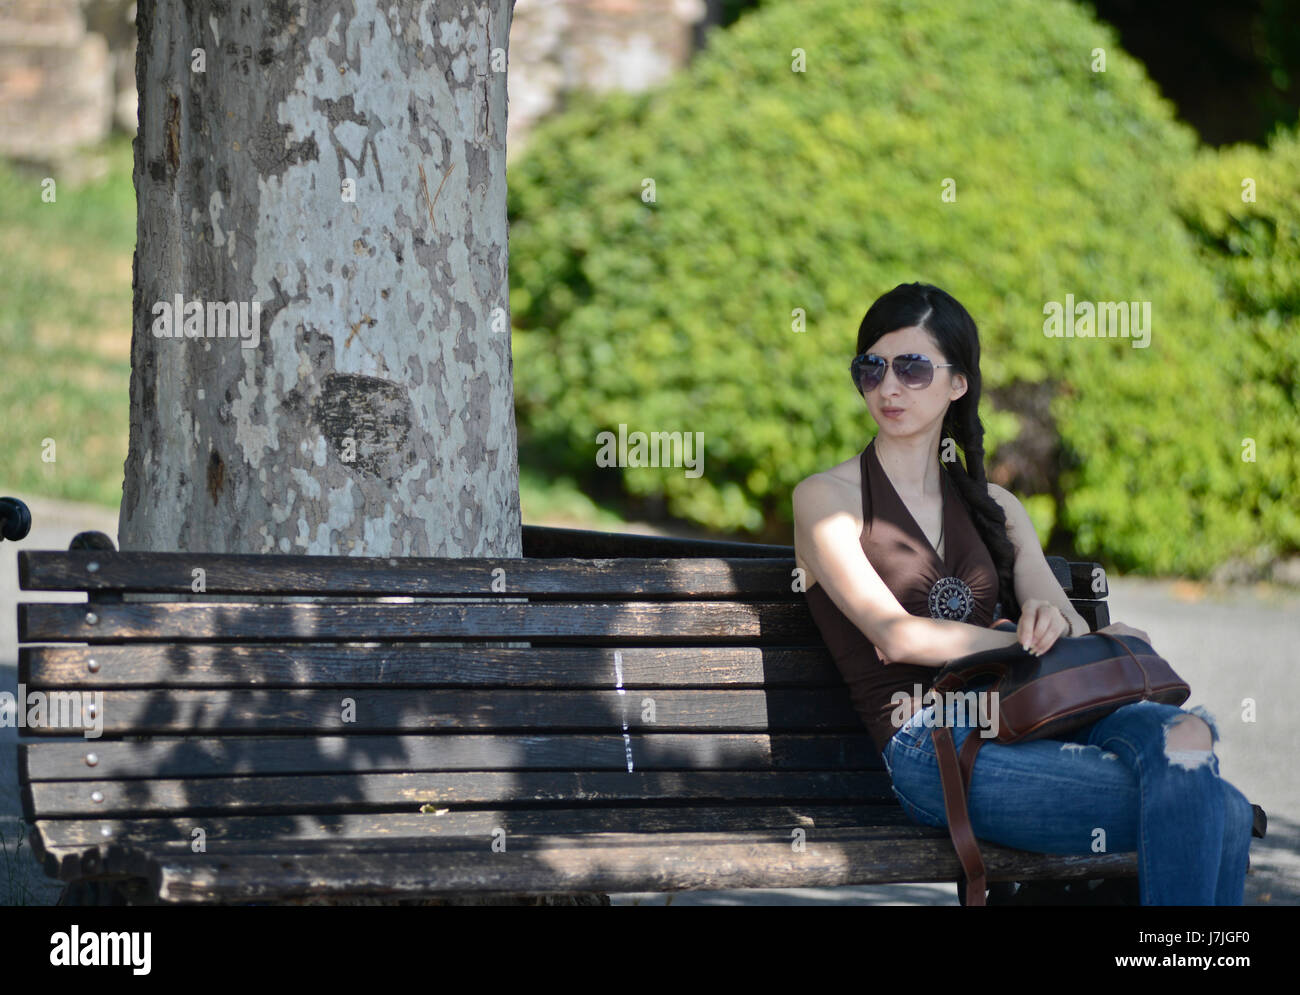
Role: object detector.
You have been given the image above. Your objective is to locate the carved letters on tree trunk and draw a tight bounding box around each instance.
[122,0,520,561]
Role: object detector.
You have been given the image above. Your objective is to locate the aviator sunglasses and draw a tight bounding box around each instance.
[850,351,956,393]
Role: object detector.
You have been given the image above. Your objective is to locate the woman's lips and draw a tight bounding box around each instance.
[880,407,904,418]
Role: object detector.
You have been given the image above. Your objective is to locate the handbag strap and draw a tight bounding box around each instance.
[932,723,988,906]
[929,629,1152,907]
[1092,630,1152,694]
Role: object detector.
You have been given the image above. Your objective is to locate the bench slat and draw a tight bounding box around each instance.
[19,599,1109,645]
[19,551,802,597]
[20,732,882,782]
[96,825,960,883]
[31,804,917,854]
[1078,601,1107,631]
[18,601,821,643]
[119,823,946,856]
[18,644,838,688]
[13,688,863,736]
[49,825,952,885]
[521,524,799,559]
[31,806,927,882]
[517,522,1107,600]
[16,548,1111,601]
[24,769,895,818]
[142,835,1139,902]
[1065,562,1103,597]
[522,526,1106,602]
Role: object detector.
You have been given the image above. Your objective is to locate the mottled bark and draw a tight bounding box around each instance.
[121,0,520,559]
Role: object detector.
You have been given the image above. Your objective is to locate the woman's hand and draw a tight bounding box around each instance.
[1096,621,1152,645]
[1017,598,1071,656]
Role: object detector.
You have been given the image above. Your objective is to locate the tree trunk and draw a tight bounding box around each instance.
[121,0,607,907]
[122,0,519,558]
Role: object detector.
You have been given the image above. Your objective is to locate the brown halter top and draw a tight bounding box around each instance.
[803,437,1000,754]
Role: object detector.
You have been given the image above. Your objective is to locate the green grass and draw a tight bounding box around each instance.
[0,137,135,507]
[0,138,636,531]
[518,464,631,529]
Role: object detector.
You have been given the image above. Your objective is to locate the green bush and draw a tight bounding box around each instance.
[508,0,1290,575]
[1172,122,1300,567]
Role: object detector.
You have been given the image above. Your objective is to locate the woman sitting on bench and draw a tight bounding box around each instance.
[791,280,1255,906]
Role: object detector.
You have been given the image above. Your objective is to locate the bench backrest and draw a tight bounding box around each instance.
[15,530,1109,882]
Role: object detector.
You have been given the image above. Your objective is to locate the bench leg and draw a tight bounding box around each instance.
[57,876,157,906]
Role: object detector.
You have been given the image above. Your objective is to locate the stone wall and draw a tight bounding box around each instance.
[507,0,709,159]
[0,0,715,164]
[0,0,118,161]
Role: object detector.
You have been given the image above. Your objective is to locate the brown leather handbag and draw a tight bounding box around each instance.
[926,618,1190,906]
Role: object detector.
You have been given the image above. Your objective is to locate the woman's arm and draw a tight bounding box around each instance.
[793,475,1021,667]
[986,482,1090,643]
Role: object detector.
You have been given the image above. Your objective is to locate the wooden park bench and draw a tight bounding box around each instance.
[15,524,1267,905]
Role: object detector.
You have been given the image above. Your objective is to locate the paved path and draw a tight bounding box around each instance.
[2,497,1295,905]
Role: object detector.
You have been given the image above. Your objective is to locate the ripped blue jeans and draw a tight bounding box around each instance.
[882,698,1255,905]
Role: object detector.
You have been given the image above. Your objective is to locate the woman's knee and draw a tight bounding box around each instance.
[1095,701,1221,763]
[1164,705,1223,771]
[1166,713,1213,752]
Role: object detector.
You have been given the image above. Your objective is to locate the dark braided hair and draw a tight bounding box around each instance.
[856,282,1021,624]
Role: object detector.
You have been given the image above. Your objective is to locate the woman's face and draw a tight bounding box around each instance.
[859,325,966,434]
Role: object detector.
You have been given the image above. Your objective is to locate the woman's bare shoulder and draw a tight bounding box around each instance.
[794,453,861,511]
[793,453,864,588]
